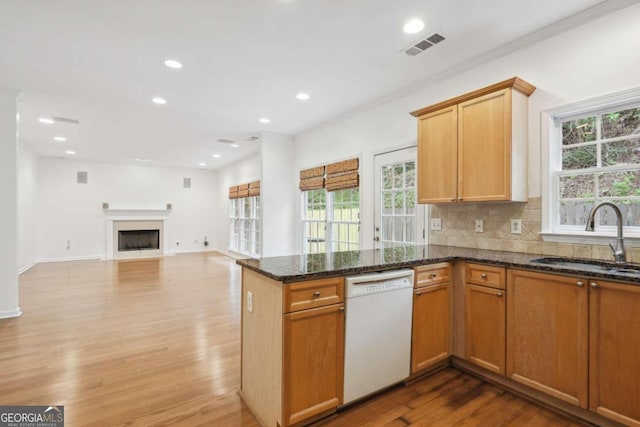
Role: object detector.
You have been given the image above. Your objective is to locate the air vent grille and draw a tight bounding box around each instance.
[77,171,88,184]
[247,136,260,142]
[402,33,445,56]
[183,177,191,189]
[216,138,235,144]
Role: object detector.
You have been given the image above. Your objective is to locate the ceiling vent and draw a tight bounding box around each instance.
[402,33,445,56]
[52,116,80,125]
[216,138,235,144]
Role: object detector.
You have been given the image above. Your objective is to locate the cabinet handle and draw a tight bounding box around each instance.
[313,291,321,297]
[451,198,455,202]
[430,273,437,278]
[590,282,598,289]
[481,273,487,279]
[416,291,422,296]
[458,198,463,201]
[496,292,503,297]
[576,281,584,288]
[339,305,345,312]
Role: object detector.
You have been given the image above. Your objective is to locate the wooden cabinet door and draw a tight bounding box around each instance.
[457,88,511,202]
[417,105,457,204]
[589,280,640,425]
[411,283,450,373]
[506,269,588,408]
[282,304,344,427]
[465,284,506,374]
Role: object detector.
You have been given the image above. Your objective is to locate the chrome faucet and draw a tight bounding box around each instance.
[585,202,626,264]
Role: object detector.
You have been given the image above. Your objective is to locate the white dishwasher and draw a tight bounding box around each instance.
[343,269,414,405]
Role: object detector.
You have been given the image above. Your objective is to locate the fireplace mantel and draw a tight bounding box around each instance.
[104,208,171,259]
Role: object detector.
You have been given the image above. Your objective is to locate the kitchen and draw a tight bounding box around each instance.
[1,1,639,426]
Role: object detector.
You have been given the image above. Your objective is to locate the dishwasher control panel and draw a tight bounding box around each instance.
[345,270,414,298]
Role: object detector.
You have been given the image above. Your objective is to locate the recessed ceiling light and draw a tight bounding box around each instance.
[403,19,425,34]
[231,143,239,148]
[152,97,167,105]
[199,162,207,167]
[259,118,271,124]
[39,117,54,124]
[164,59,182,69]
[65,150,76,155]
[212,154,221,158]
[134,157,151,162]
[54,136,67,142]
[296,93,310,101]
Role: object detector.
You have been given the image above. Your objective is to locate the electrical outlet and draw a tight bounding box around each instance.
[431,218,442,231]
[511,219,522,234]
[475,219,484,233]
[247,291,253,313]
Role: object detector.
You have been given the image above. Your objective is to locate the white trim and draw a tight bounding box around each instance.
[0,307,22,319]
[540,231,640,247]
[172,248,217,255]
[18,262,37,275]
[540,86,640,240]
[37,255,103,263]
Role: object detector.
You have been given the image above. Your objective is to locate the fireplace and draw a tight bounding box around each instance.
[118,229,160,252]
[103,209,170,260]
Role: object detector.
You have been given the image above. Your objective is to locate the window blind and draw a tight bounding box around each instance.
[299,166,325,191]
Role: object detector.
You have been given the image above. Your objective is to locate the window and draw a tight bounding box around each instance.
[302,189,326,254]
[543,89,640,240]
[331,188,360,252]
[302,189,360,254]
[229,196,260,257]
[380,161,416,247]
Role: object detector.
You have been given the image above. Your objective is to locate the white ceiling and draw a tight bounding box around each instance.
[0,0,623,170]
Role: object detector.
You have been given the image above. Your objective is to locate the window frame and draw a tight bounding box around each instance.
[541,87,640,245]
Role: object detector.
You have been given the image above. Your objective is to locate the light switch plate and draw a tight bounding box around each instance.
[511,219,522,234]
[247,291,253,313]
[431,218,442,231]
[475,219,484,233]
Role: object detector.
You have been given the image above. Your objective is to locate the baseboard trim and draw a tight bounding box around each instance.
[18,262,37,275]
[451,357,623,427]
[37,255,102,264]
[172,248,217,255]
[0,307,22,319]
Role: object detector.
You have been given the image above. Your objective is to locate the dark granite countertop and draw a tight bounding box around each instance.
[236,245,640,284]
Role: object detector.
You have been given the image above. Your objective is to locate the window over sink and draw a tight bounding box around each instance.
[541,88,640,243]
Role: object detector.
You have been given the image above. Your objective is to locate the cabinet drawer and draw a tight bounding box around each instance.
[465,263,505,289]
[284,277,344,313]
[414,263,451,287]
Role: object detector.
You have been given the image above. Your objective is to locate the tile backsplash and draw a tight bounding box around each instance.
[429,197,640,263]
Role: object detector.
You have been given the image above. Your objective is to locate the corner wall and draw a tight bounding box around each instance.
[18,142,39,273]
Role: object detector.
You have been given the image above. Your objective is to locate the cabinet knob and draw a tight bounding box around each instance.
[339,305,345,312]
[481,273,487,279]
[416,291,422,296]
[430,273,437,278]
[590,282,598,289]
[496,292,503,297]
[576,281,584,288]
[458,198,463,201]
[451,198,455,202]
[313,291,321,297]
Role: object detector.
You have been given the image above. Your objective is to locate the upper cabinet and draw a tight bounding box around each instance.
[411,78,536,204]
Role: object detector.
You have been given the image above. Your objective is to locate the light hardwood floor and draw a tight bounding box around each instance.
[1,253,585,426]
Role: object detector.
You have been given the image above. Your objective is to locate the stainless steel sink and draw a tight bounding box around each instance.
[530,257,640,276]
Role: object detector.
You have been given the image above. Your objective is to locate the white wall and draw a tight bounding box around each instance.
[18,142,39,273]
[213,154,261,254]
[0,89,20,318]
[261,132,296,257]
[293,2,640,250]
[36,158,218,261]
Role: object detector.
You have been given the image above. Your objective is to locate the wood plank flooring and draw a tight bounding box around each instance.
[1,253,586,426]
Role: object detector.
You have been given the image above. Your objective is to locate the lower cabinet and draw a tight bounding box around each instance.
[411,282,451,373]
[506,269,588,408]
[465,283,505,374]
[283,303,345,427]
[589,279,640,425]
